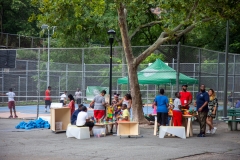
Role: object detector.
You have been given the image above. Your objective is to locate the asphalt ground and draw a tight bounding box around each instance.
[0,119,239,160]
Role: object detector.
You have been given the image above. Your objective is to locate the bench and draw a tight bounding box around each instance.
[159,126,186,139]
[224,109,240,131]
[66,124,90,139]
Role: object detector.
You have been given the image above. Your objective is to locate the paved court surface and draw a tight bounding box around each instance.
[0,119,239,160]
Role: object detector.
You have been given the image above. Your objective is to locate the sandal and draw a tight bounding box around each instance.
[9,115,13,118]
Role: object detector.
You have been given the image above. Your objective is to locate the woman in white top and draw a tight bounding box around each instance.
[116,93,132,111]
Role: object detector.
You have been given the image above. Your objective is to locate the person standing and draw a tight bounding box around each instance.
[68,94,75,116]
[60,91,67,105]
[45,86,51,112]
[154,89,169,128]
[195,84,209,137]
[173,92,182,126]
[180,84,192,110]
[89,90,107,123]
[206,89,218,134]
[75,88,82,105]
[0,88,18,118]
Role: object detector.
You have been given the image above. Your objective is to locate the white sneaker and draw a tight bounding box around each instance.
[206,130,211,134]
[211,127,217,134]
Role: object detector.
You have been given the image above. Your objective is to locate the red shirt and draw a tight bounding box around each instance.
[180,91,192,109]
[68,100,75,116]
[45,89,51,100]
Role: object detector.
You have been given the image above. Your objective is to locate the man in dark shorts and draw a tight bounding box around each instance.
[45,86,51,112]
[154,89,169,131]
[0,88,18,118]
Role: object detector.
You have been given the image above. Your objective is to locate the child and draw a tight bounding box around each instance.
[173,92,182,126]
[115,104,130,132]
[120,104,130,121]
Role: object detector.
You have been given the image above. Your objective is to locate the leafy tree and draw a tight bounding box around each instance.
[33,0,240,123]
[0,0,39,36]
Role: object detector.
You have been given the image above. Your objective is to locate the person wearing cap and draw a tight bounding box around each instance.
[180,84,192,110]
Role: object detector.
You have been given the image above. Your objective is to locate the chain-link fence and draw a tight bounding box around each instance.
[0,32,45,48]
[0,45,240,117]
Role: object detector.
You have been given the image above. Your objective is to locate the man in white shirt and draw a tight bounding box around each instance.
[76,106,94,133]
[0,88,18,118]
[75,88,82,105]
[60,91,67,105]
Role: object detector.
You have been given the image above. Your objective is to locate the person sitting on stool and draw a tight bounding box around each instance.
[71,104,83,125]
[76,106,94,135]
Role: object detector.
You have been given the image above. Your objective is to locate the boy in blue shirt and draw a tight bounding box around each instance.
[154,89,169,130]
[195,84,209,137]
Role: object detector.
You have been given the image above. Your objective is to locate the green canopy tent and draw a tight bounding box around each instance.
[117,59,198,85]
[117,59,198,115]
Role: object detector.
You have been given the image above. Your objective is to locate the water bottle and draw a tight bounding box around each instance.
[103,119,106,124]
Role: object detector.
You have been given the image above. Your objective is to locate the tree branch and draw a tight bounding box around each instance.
[135,36,169,66]
[175,17,215,38]
[129,21,161,40]
[185,0,199,20]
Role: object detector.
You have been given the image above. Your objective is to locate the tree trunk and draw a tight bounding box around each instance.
[118,3,148,124]
[128,64,149,123]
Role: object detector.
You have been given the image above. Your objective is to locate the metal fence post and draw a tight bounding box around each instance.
[216,52,220,120]
[176,42,181,92]
[81,48,85,103]
[223,20,229,118]
[18,35,21,48]
[6,33,8,48]
[198,49,202,91]
[1,69,3,103]
[26,60,28,102]
[59,76,61,95]
[193,63,196,97]
[37,49,40,118]
[18,76,20,101]
[66,64,68,91]
[232,54,236,108]
[217,53,220,96]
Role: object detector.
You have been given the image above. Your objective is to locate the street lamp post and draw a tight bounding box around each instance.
[41,24,56,88]
[107,29,116,105]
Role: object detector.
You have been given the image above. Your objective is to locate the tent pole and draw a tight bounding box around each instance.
[176,42,181,92]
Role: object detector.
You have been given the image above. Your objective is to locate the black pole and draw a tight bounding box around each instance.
[223,20,229,118]
[176,42,181,92]
[198,49,202,91]
[109,38,113,105]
